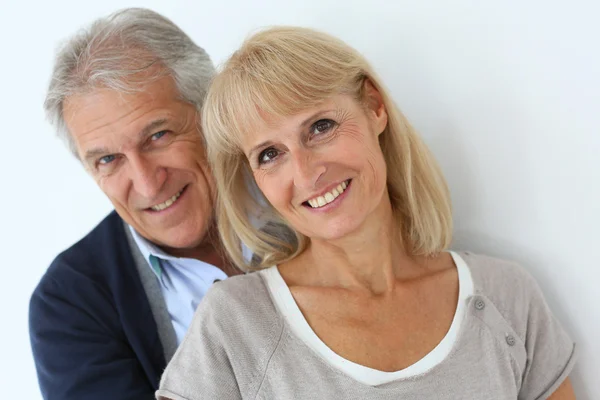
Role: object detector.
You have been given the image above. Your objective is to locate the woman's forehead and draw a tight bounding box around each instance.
[238,95,357,152]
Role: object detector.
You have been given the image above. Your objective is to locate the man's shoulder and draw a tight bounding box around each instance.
[33,211,129,297]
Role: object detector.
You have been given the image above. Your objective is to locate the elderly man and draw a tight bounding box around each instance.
[29,8,240,399]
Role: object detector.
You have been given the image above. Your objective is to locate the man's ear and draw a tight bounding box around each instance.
[363,79,388,136]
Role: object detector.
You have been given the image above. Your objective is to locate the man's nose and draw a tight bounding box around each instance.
[128,155,167,199]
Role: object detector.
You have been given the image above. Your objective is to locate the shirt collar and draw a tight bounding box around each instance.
[128,225,231,280]
[132,225,187,259]
[128,225,181,278]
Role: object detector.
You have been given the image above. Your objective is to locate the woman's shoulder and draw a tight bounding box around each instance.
[186,269,285,346]
[457,250,540,297]
[199,269,279,320]
[208,270,268,299]
[456,250,554,333]
[454,251,576,398]
[457,251,531,280]
[160,270,286,398]
[185,268,285,361]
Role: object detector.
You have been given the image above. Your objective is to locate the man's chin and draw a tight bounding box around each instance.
[122,209,213,250]
[154,223,213,250]
[155,235,215,259]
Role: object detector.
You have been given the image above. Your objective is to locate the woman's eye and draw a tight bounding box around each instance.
[311,119,335,136]
[258,148,279,165]
[151,130,168,141]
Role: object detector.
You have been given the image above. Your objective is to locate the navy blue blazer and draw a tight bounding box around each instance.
[29,211,165,399]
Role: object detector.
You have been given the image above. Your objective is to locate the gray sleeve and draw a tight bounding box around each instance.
[517,273,577,400]
[155,286,242,400]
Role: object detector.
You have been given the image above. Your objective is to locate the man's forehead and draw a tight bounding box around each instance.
[65,81,180,134]
[64,75,179,121]
[64,89,128,129]
[63,92,141,155]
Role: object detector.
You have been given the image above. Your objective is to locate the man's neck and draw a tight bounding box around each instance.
[161,233,243,277]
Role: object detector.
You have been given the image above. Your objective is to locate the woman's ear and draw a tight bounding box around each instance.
[364,79,388,136]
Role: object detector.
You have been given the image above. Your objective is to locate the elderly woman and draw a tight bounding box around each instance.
[157,27,576,399]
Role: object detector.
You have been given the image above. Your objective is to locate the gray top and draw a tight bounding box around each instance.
[124,221,179,363]
[157,251,576,400]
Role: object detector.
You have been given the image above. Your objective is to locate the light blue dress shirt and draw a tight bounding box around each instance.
[128,226,227,344]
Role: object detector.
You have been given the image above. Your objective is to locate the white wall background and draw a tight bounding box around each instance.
[1,0,597,397]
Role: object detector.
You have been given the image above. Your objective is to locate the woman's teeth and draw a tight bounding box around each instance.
[307,180,348,208]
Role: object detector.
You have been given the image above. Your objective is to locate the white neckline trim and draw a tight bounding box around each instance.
[260,251,474,386]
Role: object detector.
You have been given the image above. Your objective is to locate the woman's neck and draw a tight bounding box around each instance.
[285,194,423,295]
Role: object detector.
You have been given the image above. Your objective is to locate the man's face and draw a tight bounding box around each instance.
[63,75,216,254]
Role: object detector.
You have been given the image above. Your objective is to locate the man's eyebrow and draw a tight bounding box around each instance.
[84,147,111,164]
[83,118,170,163]
[138,118,169,140]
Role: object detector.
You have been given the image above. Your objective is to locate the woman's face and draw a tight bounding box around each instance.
[241,83,389,241]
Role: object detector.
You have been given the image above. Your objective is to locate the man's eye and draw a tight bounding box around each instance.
[258,148,279,165]
[98,155,116,165]
[311,119,335,136]
[151,130,168,141]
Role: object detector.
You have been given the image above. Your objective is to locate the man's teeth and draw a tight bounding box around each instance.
[151,190,183,211]
[307,181,348,208]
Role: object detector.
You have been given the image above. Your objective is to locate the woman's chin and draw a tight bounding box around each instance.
[303,220,362,242]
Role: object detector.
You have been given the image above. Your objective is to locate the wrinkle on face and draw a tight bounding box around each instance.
[63,75,217,253]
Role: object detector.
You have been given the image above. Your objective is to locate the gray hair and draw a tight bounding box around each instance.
[44,7,215,157]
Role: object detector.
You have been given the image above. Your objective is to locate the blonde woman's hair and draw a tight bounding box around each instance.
[203,26,452,271]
